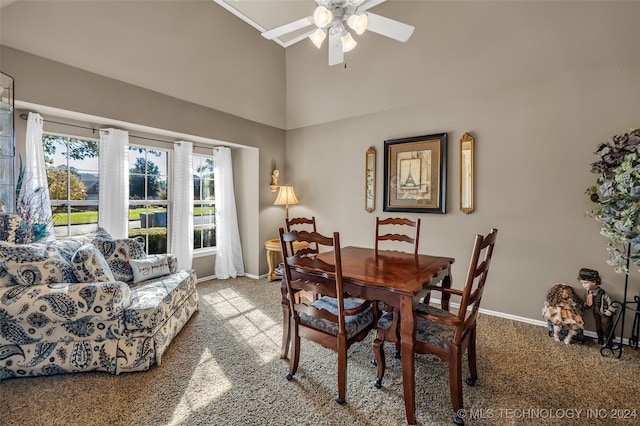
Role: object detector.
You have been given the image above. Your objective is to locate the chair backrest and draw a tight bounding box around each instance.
[279,227,353,333]
[454,228,498,341]
[375,217,421,255]
[285,216,318,256]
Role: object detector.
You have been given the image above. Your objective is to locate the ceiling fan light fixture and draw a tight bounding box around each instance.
[341,31,357,52]
[309,28,327,49]
[313,6,333,28]
[347,13,368,35]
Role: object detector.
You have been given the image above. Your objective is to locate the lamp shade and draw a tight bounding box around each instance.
[341,32,357,52]
[274,186,300,206]
[347,13,368,35]
[309,28,327,49]
[313,6,333,28]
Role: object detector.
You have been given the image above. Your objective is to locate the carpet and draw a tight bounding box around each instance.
[1,276,639,426]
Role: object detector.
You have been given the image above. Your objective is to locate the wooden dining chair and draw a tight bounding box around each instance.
[285,216,318,255]
[375,217,421,255]
[372,228,498,426]
[279,227,377,404]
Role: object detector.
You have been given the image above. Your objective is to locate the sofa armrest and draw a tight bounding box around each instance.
[1,281,132,322]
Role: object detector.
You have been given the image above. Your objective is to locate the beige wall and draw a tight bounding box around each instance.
[0,0,286,129]
[284,1,640,326]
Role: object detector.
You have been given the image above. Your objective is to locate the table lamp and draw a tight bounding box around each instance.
[274,185,299,220]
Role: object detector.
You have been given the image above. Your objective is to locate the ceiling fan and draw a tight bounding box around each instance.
[261,0,414,66]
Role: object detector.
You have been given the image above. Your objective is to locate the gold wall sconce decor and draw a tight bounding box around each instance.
[460,132,474,213]
[270,169,280,193]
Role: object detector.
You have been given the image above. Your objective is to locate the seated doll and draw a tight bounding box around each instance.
[578,268,617,346]
[542,283,585,344]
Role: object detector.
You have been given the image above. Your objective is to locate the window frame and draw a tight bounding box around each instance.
[127,144,170,255]
[192,152,216,254]
[43,131,100,238]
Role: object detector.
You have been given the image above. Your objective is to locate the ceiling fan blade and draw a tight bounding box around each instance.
[366,12,414,42]
[358,0,387,12]
[261,15,314,40]
[281,29,317,48]
[328,30,344,66]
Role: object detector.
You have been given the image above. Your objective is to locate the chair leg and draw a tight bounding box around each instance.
[372,333,386,389]
[286,321,300,381]
[336,337,347,404]
[280,305,291,360]
[449,346,465,426]
[466,330,478,386]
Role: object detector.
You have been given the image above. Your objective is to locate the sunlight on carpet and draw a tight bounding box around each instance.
[201,288,280,364]
[167,347,231,426]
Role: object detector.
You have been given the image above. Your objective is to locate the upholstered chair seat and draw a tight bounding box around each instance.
[299,296,374,338]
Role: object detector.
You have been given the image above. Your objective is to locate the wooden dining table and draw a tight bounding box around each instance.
[279,246,455,425]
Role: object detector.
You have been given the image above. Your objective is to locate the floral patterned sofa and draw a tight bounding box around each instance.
[0,228,199,380]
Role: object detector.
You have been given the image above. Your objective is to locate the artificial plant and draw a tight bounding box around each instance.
[587,128,640,273]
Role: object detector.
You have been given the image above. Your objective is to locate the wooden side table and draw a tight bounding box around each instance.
[264,238,307,281]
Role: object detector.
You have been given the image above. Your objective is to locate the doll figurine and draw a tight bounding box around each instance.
[578,268,616,346]
[542,283,585,344]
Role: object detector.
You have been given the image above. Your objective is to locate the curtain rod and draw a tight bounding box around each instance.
[18,113,215,150]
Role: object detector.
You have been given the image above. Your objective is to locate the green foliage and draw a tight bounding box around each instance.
[587,128,640,273]
[47,168,87,201]
[194,227,216,250]
[128,227,167,254]
[127,226,216,253]
[43,135,98,165]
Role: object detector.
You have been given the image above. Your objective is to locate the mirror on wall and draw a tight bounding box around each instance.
[365,146,375,212]
[460,132,474,213]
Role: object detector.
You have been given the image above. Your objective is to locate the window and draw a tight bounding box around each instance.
[193,153,215,251]
[128,146,169,255]
[44,133,100,237]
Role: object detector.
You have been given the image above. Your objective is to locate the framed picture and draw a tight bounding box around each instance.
[365,146,375,212]
[383,133,447,213]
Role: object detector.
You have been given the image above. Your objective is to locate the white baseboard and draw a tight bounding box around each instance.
[196,275,216,283]
[431,298,632,346]
[196,273,262,282]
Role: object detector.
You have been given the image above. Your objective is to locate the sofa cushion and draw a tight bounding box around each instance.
[130,255,171,284]
[0,263,20,287]
[91,236,146,283]
[0,280,131,328]
[0,241,78,286]
[71,244,116,283]
[123,269,197,335]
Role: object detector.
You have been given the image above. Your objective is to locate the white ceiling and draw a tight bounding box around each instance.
[212,0,317,46]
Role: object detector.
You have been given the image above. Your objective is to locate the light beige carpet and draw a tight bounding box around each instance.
[1,277,639,426]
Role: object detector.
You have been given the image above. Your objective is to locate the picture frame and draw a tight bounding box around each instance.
[383,133,447,214]
[365,146,376,212]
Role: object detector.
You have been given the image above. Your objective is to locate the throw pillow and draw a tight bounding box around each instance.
[0,240,78,286]
[129,255,171,284]
[71,244,116,283]
[91,236,146,283]
[88,227,113,240]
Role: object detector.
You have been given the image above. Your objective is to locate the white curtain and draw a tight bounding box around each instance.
[170,141,193,270]
[18,112,54,240]
[98,128,129,238]
[214,146,245,279]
